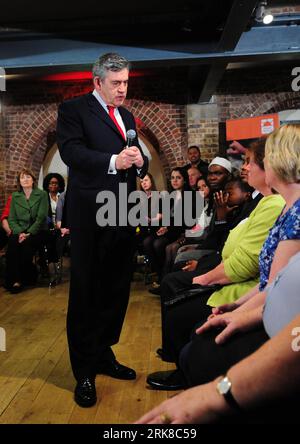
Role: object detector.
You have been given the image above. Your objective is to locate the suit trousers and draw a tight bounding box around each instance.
[67,226,136,380]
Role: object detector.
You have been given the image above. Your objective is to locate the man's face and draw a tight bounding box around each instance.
[188,148,200,165]
[207,165,229,191]
[188,168,201,188]
[94,68,129,107]
[240,150,250,183]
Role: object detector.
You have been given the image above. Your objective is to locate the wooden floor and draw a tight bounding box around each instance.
[0,265,178,424]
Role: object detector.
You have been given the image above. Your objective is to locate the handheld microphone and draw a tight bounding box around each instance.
[124,129,137,180]
[126,129,136,148]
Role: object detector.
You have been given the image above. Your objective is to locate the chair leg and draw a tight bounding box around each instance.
[38,244,50,279]
[143,255,154,285]
[49,258,63,287]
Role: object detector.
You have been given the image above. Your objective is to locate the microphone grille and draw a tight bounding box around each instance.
[126,129,136,140]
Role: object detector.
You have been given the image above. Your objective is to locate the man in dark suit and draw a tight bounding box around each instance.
[57,53,148,407]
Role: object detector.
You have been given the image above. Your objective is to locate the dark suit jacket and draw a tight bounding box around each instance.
[57,93,148,228]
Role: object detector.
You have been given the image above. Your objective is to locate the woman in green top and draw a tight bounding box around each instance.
[5,169,48,293]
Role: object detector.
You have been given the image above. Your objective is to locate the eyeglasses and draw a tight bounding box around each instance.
[49,181,59,185]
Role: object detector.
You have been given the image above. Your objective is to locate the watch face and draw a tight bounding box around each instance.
[218,377,232,395]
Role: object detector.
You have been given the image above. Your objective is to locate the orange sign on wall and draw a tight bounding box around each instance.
[226,113,279,141]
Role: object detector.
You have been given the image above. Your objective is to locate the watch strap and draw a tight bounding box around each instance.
[217,375,242,412]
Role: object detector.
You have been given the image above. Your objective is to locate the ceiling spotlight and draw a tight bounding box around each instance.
[263,13,274,25]
[255,2,274,25]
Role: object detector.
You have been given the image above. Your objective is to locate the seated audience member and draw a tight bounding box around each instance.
[205,157,232,193]
[55,190,70,255]
[149,137,284,374]
[137,173,162,253]
[52,190,70,284]
[187,166,202,190]
[240,149,250,182]
[0,195,12,250]
[43,173,65,229]
[183,177,213,242]
[5,169,48,293]
[136,311,300,424]
[147,124,300,390]
[42,173,65,265]
[143,167,191,289]
[182,145,209,177]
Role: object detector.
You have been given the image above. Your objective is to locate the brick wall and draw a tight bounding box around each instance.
[187,103,219,162]
[269,5,300,14]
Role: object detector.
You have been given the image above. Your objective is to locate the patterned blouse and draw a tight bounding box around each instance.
[259,198,300,291]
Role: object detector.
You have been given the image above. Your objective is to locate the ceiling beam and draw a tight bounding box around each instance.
[197,0,258,103]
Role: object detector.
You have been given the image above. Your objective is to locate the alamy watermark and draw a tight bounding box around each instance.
[0,67,6,92]
[96,185,204,228]
[291,67,300,92]
[0,327,6,351]
[291,326,300,352]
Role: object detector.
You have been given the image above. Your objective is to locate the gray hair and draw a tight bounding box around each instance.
[92,53,130,80]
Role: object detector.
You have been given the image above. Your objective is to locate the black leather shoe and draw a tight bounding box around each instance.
[146,369,186,390]
[74,377,97,407]
[98,360,136,380]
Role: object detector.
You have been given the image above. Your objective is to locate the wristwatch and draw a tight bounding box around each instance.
[216,375,242,411]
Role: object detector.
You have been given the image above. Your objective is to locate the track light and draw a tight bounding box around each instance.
[263,13,274,25]
[255,2,274,25]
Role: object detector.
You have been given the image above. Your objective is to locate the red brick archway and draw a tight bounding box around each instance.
[126,99,186,171]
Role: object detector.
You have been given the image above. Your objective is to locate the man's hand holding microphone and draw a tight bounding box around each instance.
[116,129,144,170]
[115,147,143,170]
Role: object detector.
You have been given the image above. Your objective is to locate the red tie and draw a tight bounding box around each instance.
[107,105,126,140]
